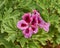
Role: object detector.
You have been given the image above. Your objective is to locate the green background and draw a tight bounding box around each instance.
[0,0,60,48]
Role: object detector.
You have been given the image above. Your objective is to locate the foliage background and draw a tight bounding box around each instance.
[0,0,60,48]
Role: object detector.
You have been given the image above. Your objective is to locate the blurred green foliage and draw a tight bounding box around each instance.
[0,0,60,48]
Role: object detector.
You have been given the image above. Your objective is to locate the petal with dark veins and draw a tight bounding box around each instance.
[31,15,38,26]
[22,27,33,38]
[22,13,31,23]
[17,20,28,30]
[31,26,38,34]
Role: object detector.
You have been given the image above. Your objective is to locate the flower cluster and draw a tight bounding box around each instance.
[17,10,50,38]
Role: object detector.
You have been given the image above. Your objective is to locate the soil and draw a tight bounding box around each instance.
[42,41,53,48]
[55,44,60,48]
[42,41,60,48]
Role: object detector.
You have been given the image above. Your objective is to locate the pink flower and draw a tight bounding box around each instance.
[32,10,50,32]
[17,10,50,38]
[17,13,38,38]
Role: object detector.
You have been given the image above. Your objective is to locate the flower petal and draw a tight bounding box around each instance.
[22,27,33,38]
[37,15,50,32]
[17,20,28,30]
[31,14,38,26]
[31,26,38,34]
[22,13,31,23]
[42,22,50,32]
[32,10,40,16]
[32,10,44,25]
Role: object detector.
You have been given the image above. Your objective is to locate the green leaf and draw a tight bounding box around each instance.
[57,9,60,14]
[0,14,2,21]
[19,38,28,48]
[0,0,5,8]
[0,45,5,48]
[56,34,60,44]
[49,15,59,24]
[0,38,15,48]
[28,41,38,48]
[23,43,27,48]
[7,33,16,42]
[0,32,8,38]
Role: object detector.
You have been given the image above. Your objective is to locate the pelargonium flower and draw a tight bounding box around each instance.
[17,13,38,38]
[17,10,50,38]
[32,10,50,32]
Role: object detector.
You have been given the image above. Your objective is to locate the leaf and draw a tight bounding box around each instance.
[7,33,16,42]
[28,41,38,48]
[0,45,5,48]
[0,0,5,8]
[23,43,27,48]
[0,13,2,21]
[56,33,60,44]
[0,38,15,48]
[49,15,59,24]
[19,38,28,48]
[38,37,47,45]
[0,32,8,38]
[57,9,60,14]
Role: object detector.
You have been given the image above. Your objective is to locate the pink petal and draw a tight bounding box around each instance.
[42,22,50,32]
[22,27,33,38]
[31,14,38,26]
[38,17,50,32]
[32,10,40,17]
[22,13,31,23]
[37,16,44,24]
[31,26,38,34]
[17,20,28,30]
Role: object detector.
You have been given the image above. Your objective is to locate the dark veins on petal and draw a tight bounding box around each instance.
[38,17,41,24]
[25,28,29,33]
[34,12,36,14]
[25,16,30,23]
[31,17,36,25]
[21,23,27,27]
[32,27,35,31]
